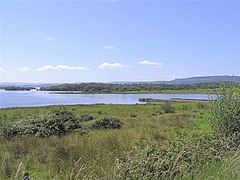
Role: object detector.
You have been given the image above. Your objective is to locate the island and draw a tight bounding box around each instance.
[39,82,222,94]
[2,86,36,91]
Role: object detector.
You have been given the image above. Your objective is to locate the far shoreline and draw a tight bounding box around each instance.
[48,89,217,95]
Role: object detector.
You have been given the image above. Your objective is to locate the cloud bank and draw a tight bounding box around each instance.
[99,62,128,69]
[37,65,90,71]
[139,60,163,68]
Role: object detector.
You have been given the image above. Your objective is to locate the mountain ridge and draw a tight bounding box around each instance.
[110,75,240,84]
[1,75,239,87]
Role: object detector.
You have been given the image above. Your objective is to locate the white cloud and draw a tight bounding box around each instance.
[37,65,55,71]
[37,65,90,71]
[99,62,128,69]
[46,37,59,41]
[103,45,116,50]
[17,67,31,73]
[0,67,6,73]
[139,60,163,68]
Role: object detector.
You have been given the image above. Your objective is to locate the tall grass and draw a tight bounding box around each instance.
[1,98,239,179]
[0,103,199,178]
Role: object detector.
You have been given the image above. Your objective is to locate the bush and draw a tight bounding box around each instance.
[129,113,137,118]
[97,110,103,114]
[115,137,222,179]
[92,117,123,129]
[0,108,81,138]
[162,103,175,113]
[211,83,240,148]
[34,108,81,137]
[116,145,188,179]
[182,104,190,111]
[79,114,94,121]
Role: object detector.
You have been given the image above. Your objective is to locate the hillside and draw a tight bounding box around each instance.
[110,76,240,84]
[168,75,240,84]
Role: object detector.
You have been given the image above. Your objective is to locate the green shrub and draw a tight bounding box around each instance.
[129,113,137,118]
[151,112,157,116]
[92,117,123,129]
[162,103,175,113]
[79,114,94,121]
[97,110,103,114]
[211,83,240,148]
[115,135,224,179]
[0,108,81,138]
[34,109,81,137]
[197,102,205,109]
[182,104,190,111]
[152,109,163,116]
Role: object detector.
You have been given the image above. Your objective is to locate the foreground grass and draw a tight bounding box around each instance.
[0,103,239,179]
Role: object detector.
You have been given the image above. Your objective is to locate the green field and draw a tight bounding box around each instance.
[0,102,239,179]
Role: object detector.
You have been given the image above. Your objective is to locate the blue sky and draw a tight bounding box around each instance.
[1,0,240,83]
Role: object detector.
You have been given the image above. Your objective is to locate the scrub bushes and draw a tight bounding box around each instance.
[0,108,81,138]
[115,136,223,179]
[79,114,94,122]
[92,117,123,129]
[211,83,240,148]
[162,103,175,114]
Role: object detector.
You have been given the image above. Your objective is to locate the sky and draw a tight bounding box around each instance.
[0,0,240,83]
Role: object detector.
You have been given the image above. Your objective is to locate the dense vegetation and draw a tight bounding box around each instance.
[211,84,240,148]
[39,82,225,93]
[0,108,82,138]
[117,84,240,179]
[0,84,239,179]
[92,117,123,129]
[1,86,35,91]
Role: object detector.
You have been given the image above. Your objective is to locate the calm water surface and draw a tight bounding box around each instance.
[0,90,214,108]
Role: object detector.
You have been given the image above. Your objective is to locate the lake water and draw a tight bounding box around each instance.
[0,90,214,108]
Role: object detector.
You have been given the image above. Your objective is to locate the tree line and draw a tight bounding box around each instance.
[1,86,35,91]
[39,82,227,93]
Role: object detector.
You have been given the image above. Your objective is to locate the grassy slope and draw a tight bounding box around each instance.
[0,103,239,179]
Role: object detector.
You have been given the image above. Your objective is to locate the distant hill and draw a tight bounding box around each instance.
[0,82,60,88]
[1,76,239,87]
[110,76,240,84]
[161,75,240,84]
